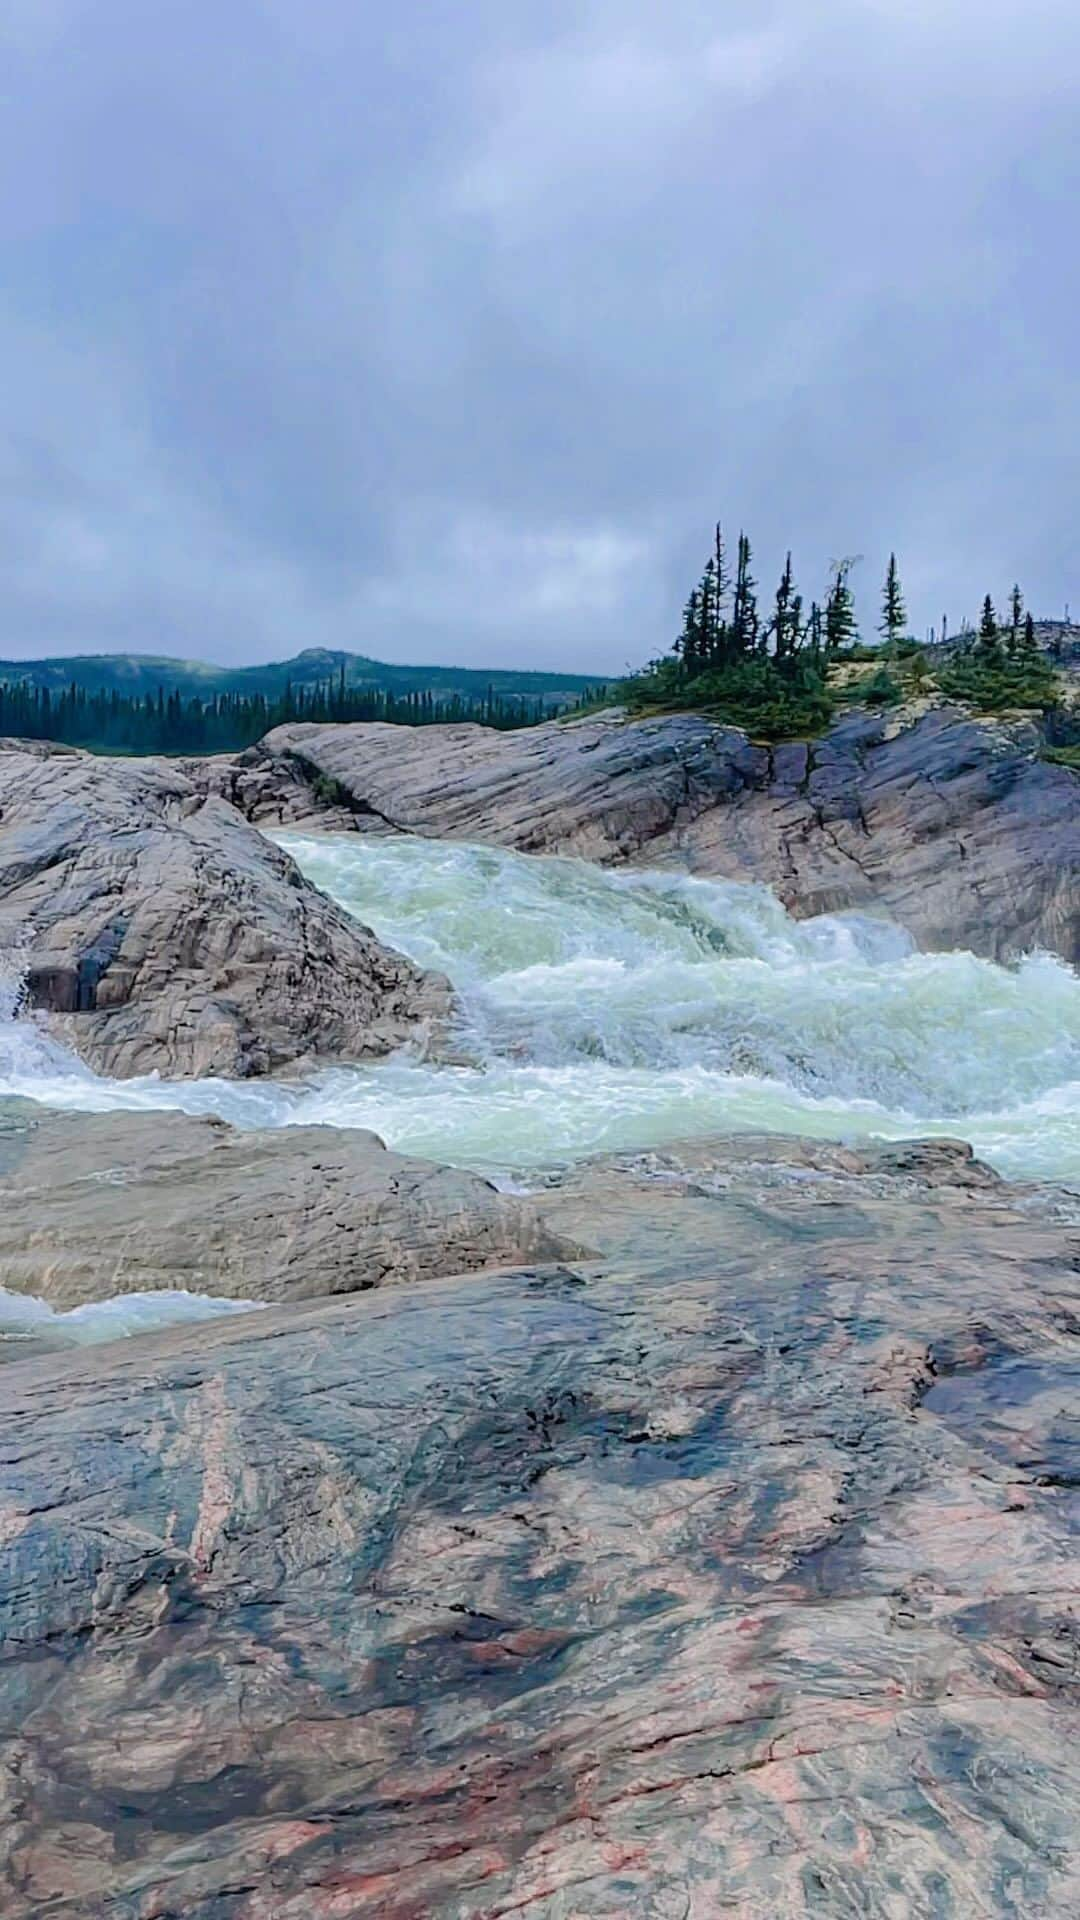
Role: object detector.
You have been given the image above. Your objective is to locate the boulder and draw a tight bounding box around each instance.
[0,1104,575,1312]
[234,703,1080,962]
[0,745,450,1078]
[0,1133,1077,1915]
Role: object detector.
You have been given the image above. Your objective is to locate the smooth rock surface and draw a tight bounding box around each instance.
[1,1134,1078,1916]
[0,745,449,1078]
[235,703,1080,961]
[0,1105,573,1311]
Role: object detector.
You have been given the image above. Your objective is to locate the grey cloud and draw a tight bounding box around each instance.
[1,0,1078,670]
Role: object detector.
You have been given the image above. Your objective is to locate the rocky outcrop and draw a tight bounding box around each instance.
[0,1104,574,1313]
[235,709,762,853]
[182,749,364,833]
[0,744,449,1078]
[1,1132,1078,1916]
[232,703,1080,962]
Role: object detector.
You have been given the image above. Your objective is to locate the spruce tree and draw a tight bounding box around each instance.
[771,553,797,663]
[976,595,1004,668]
[1008,584,1024,656]
[880,554,906,647]
[711,524,732,665]
[677,589,702,671]
[698,557,718,670]
[825,560,858,652]
[731,534,758,658]
[1021,610,1040,661]
[790,592,804,660]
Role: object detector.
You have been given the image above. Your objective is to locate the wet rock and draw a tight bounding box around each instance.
[1,1133,1078,1916]
[237,703,1080,961]
[0,1105,575,1310]
[0,745,450,1078]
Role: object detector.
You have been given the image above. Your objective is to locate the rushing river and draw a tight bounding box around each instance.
[2,832,1080,1186]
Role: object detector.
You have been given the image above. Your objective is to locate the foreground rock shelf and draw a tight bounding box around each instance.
[0,744,448,1079]
[212,701,1080,963]
[1,1134,1078,1915]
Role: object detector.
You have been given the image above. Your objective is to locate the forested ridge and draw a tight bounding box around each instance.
[0,671,584,754]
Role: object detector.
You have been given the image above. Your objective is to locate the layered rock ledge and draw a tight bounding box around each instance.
[1,1133,1078,1915]
[0,745,449,1078]
[217,702,1080,962]
[0,1105,574,1314]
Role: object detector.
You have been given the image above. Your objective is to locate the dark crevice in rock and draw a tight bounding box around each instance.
[284,750,409,834]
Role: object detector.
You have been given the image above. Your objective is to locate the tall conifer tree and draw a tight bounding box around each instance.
[771,553,798,661]
[711,523,731,665]
[976,594,1004,668]
[825,560,858,652]
[880,554,906,646]
[731,534,758,656]
[1008,584,1024,656]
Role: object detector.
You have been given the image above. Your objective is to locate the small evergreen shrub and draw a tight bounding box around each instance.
[625,655,833,741]
[858,667,903,707]
[1042,743,1080,770]
[312,772,351,807]
[937,656,1057,712]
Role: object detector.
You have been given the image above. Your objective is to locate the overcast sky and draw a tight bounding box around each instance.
[2,1,1078,672]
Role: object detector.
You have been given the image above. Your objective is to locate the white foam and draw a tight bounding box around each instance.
[0,833,1078,1183]
[0,1286,264,1347]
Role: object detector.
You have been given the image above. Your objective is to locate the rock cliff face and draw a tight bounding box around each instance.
[1,1133,1078,1916]
[0,745,449,1078]
[0,1105,574,1312]
[230,703,1080,962]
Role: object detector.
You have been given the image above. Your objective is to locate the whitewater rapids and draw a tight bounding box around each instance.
[1,832,1079,1186]
[0,1288,262,1350]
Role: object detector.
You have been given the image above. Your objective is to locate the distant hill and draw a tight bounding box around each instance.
[0,647,605,709]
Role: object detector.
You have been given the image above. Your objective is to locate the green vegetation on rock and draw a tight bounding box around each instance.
[624,528,1064,739]
[938,602,1058,712]
[1041,743,1080,771]
[625,651,834,738]
[623,526,840,739]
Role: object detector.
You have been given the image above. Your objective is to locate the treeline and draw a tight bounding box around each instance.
[625,525,859,736]
[627,525,1058,737]
[675,528,861,670]
[0,672,577,755]
[936,589,1056,712]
